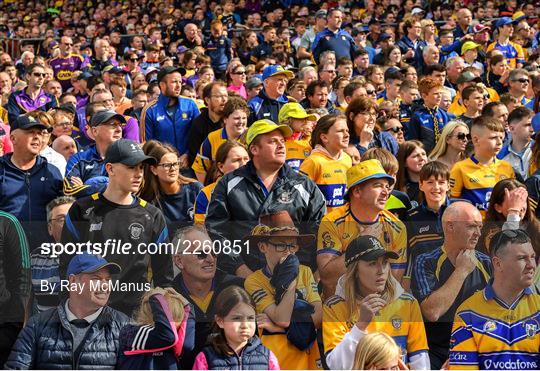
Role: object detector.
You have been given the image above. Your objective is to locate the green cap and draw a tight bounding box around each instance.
[245,119,293,146]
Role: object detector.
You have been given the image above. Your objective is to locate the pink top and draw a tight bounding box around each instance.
[0,123,12,154]
[227,84,247,100]
[192,348,280,370]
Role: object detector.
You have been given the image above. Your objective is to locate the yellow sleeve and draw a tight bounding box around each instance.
[516,44,525,64]
[191,154,209,175]
[486,42,495,53]
[244,273,276,314]
[322,303,350,354]
[390,219,408,272]
[301,266,322,304]
[448,308,480,370]
[299,155,320,183]
[449,162,464,198]
[406,299,429,357]
[317,215,344,256]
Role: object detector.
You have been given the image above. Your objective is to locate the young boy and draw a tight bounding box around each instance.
[450,116,515,218]
[377,69,403,106]
[399,80,420,136]
[278,102,315,172]
[244,211,322,370]
[458,85,485,128]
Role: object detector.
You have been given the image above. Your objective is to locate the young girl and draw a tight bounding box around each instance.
[353,332,408,370]
[278,102,316,172]
[192,286,279,370]
[139,140,203,230]
[300,113,352,212]
[396,140,428,207]
[117,287,194,369]
[193,141,249,225]
[323,235,429,370]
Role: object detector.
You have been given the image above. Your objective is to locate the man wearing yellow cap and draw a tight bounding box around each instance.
[317,159,407,297]
[461,41,484,74]
[206,119,326,278]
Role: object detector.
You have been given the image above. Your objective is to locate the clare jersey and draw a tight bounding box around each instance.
[317,205,408,271]
[194,182,217,225]
[450,156,515,217]
[192,128,229,175]
[285,136,312,172]
[486,41,525,69]
[449,284,540,370]
[323,291,428,365]
[299,149,352,212]
[244,265,322,370]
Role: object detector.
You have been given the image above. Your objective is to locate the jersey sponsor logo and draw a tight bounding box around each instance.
[89,222,103,232]
[128,222,144,240]
[484,359,538,370]
[419,225,430,233]
[469,177,480,183]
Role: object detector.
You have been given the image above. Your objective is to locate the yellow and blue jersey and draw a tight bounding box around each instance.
[317,205,408,271]
[486,41,525,69]
[244,265,322,370]
[193,181,217,225]
[192,128,229,175]
[299,150,352,212]
[285,136,312,172]
[450,156,515,217]
[322,291,429,365]
[449,284,540,370]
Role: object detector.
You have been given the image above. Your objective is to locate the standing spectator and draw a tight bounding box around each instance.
[248,65,293,125]
[297,10,327,61]
[411,201,491,369]
[449,229,539,370]
[52,135,78,161]
[226,62,247,99]
[487,17,525,69]
[395,140,428,208]
[352,333,407,370]
[83,38,114,73]
[396,19,426,68]
[429,120,470,170]
[457,85,485,128]
[48,36,84,91]
[312,9,356,64]
[250,26,276,63]
[141,66,200,168]
[206,119,326,276]
[454,8,474,38]
[0,211,30,367]
[61,139,174,315]
[5,253,129,369]
[507,69,533,108]
[6,64,58,124]
[205,20,232,80]
[301,81,335,113]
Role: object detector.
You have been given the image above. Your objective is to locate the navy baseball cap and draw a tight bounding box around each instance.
[104,139,156,166]
[89,110,126,128]
[157,66,187,83]
[66,252,121,278]
[11,115,52,132]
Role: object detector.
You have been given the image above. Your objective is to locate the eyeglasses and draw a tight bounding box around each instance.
[54,121,72,128]
[32,72,45,77]
[454,132,469,141]
[385,126,403,133]
[512,78,529,84]
[157,161,181,170]
[100,121,126,128]
[267,240,299,253]
[490,229,528,256]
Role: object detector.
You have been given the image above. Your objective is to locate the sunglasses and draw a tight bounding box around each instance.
[455,132,469,141]
[195,251,216,260]
[385,126,403,133]
[32,72,46,77]
[232,71,246,75]
[366,89,376,95]
[512,78,529,84]
[129,58,139,62]
[490,229,528,256]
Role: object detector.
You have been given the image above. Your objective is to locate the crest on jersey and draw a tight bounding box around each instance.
[278,191,293,204]
[128,223,144,240]
[525,320,539,338]
[391,317,402,330]
[483,321,497,333]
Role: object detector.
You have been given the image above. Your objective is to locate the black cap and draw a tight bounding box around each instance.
[76,71,94,80]
[57,103,76,116]
[11,115,52,132]
[157,66,186,83]
[344,235,399,267]
[104,139,156,166]
[89,110,126,127]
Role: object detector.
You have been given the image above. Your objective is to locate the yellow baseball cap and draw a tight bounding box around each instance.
[246,119,293,146]
[278,103,317,124]
[461,41,481,55]
[345,159,394,199]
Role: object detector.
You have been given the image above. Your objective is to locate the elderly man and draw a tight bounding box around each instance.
[181,23,202,49]
[206,119,326,277]
[507,69,533,109]
[411,201,491,369]
[6,253,129,369]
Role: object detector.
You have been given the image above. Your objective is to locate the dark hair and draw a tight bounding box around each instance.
[205,140,246,185]
[419,160,449,182]
[423,63,446,76]
[343,81,363,99]
[25,63,43,75]
[210,286,256,356]
[508,106,533,126]
[87,76,104,91]
[461,85,484,101]
[489,229,531,257]
[395,140,425,193]
[306,80,329,98]
[310,113,347,148]
[221,96,249,118]
[345,96,377,140]
[481,101,505,117]
[489,54,506,68]
[337,57,353,67]
[202,81,227,103]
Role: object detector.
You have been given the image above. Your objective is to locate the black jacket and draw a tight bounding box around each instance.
[205,161,326,273]
[5,303,129,369]
[187,108,223,166]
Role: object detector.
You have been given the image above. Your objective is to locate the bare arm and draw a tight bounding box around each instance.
[317,253,346,296]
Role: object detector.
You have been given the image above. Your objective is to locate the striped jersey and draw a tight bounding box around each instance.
[192,128,229,175]
[486,41,525,69]
[285,136,312,172]
[193,182,217,225]
[449,284,540,370]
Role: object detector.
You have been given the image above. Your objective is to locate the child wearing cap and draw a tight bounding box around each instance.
[322,235,429,370]
[278,102,315,172]
[486,17,525,69]
[244,211,323,370]
[300,114,352,212]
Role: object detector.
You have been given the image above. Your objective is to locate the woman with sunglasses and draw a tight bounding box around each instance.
[139,140,202,232]
[429,120,470,169]
[479,178,540,255]
[323,235,429,370]
[226,61,247,99]
[346,96,399,156]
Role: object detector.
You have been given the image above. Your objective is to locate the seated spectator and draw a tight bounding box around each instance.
[244,211,322,370]
[5,253,130,369]
[27,110,67,176]
[323,235,429,370]
[193,286,280,370]
[396,140,428,207]
[449,229,539,370]
[352,332,407,370]
[429,120,470,169]
[411,201,491,369]
[278,102,315,172]
[110,77,131,115]
[172,226,244,368]
[52,135,78,161]
[139,140,202,232]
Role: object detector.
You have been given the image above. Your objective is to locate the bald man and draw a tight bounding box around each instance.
[52,135,78,161]
[411,201,492,369]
